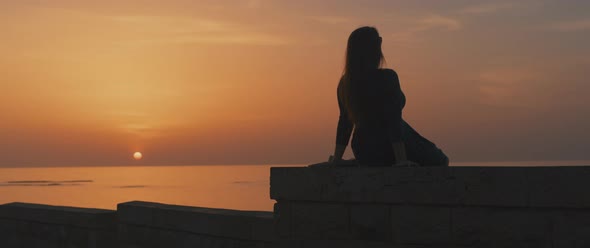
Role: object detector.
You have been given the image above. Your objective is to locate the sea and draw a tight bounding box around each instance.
[1,160,589,211]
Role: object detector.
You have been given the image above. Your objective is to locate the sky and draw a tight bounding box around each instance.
[1,0,589,167]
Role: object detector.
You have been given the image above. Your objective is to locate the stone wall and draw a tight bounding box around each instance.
[2,166,590,248]
[0,202,117,248]
[270,166,590,248]
[0,201,275,248]
[118,201,275,248]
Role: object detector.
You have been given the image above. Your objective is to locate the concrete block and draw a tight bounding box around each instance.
[552,211,590,248]
[94,230,118,248]
[378,167,457,205]
[290,202,349,239]
[178,234,203,248]
[452,207,553,248]
[527,167,590,208]
[152,207,252,240]
[0,202,116,229]
[271,167,459,205]
[452,167,528,207]
[251,213,276,242]
[274,239,435,248]
[117,201,157,226]
[391,206,451,245]
[118,201,274,241]
[64,227,90,248]
[118,224,154,248]
[28,222,67,242]
[0,219,26,248]
[349,204,391,241]
[153,229,188,248]
[0,218,30,234]
[271,166,590,209]
[274,202,291,239]
[22,236,61,248]
[270,167,327,201]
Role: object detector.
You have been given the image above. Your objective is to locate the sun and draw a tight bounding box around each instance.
[133,152,143,160]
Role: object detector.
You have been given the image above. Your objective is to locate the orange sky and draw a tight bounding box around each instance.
[1,0,589,166]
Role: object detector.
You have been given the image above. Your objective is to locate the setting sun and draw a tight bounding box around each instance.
[133,152,143,160]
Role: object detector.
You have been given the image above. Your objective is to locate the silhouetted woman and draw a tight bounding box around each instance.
[330,26,448,167]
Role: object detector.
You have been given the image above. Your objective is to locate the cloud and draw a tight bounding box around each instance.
[460,3,516,15]
[417,15,462,31]
[388,15,461,44]
[107,15,290,46]
[548,19,590,32]
[306,15,351,25]
[15,7,290,47]
[476,68,542,107]
[389,31,419,44]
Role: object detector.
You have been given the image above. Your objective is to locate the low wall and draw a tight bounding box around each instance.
[0,202,117,248]
[2,166,590,248]
[270,166,590,248]
[118,201,275,248]
[0,201,274,248]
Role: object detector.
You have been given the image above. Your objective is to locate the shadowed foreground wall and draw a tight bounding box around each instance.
[118,201,274,248]
[2,166,590,248]
[271,166,590,247]
[0,202,117,248]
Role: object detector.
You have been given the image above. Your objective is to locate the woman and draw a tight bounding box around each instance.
[330,26,448,167]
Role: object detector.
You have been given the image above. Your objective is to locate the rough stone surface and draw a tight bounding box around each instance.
[289,202,349,239]
[274,202,291,239]
[392,206,452,245]
[271,167,458,205]
[0,202,116,229]
[118,201,274,242]
[552,211,590,248]
[451,207,553,248]
[0,202,117,248]
[271,166,590,208]
[527,167,590,208]
[349,204,391,241]
[453,167,528,207]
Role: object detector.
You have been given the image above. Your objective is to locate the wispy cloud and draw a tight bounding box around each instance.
[20,7,290,46]
[417,15,462,31]
[306,15,351,25]
[388,15,461,45]
[108,15,290,46]
[477,68,541,107]
[460,3,516,15]
[548,19,590,32]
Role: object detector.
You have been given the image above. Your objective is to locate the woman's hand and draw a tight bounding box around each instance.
[392,160,419,167]
[328,155,343,163]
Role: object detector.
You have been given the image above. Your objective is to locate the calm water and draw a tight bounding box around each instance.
[1,161,589,211]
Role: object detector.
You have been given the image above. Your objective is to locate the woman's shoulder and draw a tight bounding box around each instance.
[378,68,399,79]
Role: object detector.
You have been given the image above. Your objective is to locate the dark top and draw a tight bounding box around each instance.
[335,69,405,165]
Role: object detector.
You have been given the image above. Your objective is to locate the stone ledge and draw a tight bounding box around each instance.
[117,201,275,241]
[0,202,116,229]
[270,166,590,208]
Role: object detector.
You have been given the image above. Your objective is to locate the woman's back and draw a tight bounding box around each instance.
[337,69,404,166]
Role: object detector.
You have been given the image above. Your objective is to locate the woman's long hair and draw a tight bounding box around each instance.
[338,26,385,123]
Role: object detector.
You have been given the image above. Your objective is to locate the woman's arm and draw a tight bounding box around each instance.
[331,144,347,162]
[333,81,354,161]
[392,141,407,161]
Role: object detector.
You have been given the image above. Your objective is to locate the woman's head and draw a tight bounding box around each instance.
[344,26,384,76]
